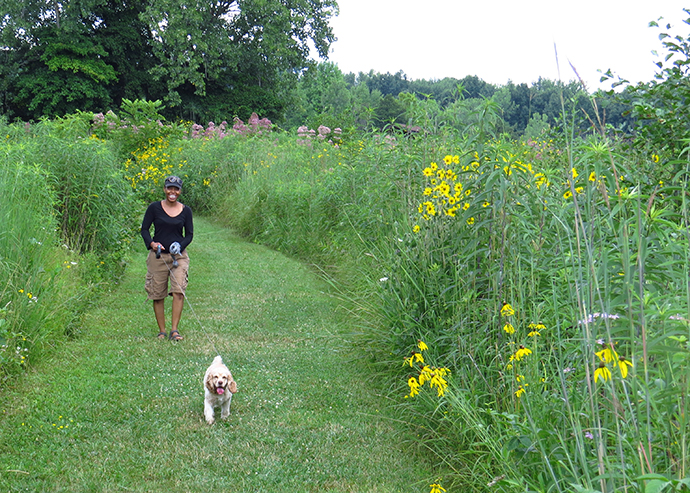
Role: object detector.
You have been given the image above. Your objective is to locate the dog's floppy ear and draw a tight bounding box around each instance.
[204,372,215,393]
[229,380,238,394]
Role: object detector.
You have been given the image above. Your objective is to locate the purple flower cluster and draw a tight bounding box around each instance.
[296,126,316,147]
[296,125,342,147]
[577,312,620,325]
[187,113,273,139]
[189,121,229,139]
[91,110,273,140]
[232,113,273,136]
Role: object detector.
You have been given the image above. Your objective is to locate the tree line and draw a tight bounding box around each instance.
[290,65,635,138]
[1,1,688,144]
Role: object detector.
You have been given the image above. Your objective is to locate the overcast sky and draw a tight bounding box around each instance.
[324,1,689,91]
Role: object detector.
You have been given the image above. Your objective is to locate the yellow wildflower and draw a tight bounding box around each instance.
[534,172,548,188]
[618,356,633,379]
[407,377,421,397]
[429,367,450,397]
[430,483,447,493]
[418,365,432,386]
[596,345,618,364]
[594,363,611,383]
[501,303,515,317]
[513,345,532,361]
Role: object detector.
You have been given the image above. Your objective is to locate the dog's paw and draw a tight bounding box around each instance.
[206,418,215,425]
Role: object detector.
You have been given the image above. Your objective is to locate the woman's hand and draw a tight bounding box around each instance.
[150,241,164,251]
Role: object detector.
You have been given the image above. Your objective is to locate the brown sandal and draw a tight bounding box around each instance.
[169,330,183,341]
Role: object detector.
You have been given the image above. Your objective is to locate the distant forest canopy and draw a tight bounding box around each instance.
[289,65,635,137]
[1,0,685,139]
[0,52,633,138]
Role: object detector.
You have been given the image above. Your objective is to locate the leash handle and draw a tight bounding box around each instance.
[155,244,161,259]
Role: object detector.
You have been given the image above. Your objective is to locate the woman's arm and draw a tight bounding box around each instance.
[140,203,156,249]
[180,206,194,251]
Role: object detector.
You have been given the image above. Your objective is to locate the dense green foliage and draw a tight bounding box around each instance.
[0,0,337,122]
[204,111,690,493]
[0,120,133,377]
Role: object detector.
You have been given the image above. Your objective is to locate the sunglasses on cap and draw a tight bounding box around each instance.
[165,176,183,188]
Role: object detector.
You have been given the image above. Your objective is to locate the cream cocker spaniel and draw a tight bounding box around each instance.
[203,356,238,425]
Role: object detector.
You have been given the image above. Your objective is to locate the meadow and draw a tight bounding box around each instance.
[1,95,689,492]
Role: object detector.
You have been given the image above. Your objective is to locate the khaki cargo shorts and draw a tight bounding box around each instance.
[145,250,190,300]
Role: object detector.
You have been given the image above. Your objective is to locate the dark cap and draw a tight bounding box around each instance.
[164,176,183,189]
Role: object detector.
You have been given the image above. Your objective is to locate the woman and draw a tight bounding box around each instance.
[140,175,194,340]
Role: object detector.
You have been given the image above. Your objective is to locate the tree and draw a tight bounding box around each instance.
[360,70,410,96]
[125,0,338,113]
[13,34,118,118]
[0,0,120,118]
[285,62,351,128]
[0,0,338,121]
[607,10,690,155]
[91,0,165,103]
[374,94,406,128]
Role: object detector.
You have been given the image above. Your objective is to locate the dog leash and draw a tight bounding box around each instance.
[159,250,222,357]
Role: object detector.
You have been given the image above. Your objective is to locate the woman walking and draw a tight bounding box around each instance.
[140,176,194,341]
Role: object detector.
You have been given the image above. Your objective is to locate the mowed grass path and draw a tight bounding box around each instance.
[0,217,431,492]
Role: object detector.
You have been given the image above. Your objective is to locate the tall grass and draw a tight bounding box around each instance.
[0,142,53,366]
[0,138,83,376]
[0,120,135,381]
[374,130,690,491]
[200,111,690,491]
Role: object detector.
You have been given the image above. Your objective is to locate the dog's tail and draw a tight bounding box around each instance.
[212,355,223,365]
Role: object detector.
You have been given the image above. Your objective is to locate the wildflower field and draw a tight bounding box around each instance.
[2,90,690,492]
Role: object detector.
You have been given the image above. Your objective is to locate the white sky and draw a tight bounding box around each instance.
[325,1,689,91]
